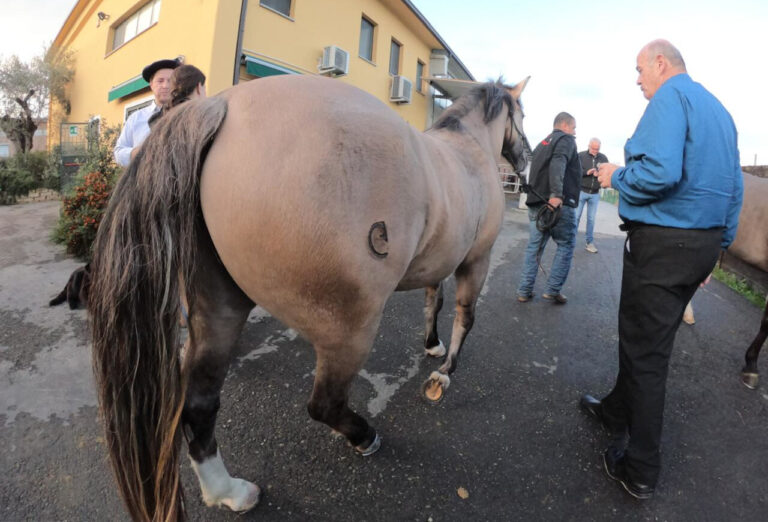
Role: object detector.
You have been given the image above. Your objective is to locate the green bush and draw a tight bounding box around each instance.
[0,150,61,204]
[52,121,121,260]
[52,170,115,259]
[0,160,37,204]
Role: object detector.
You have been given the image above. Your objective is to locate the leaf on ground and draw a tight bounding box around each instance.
[457,487,469,499]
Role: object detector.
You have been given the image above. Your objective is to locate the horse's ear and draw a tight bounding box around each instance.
[508,76,531,99]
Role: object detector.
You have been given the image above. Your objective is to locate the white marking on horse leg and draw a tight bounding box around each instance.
[190,450,261,512]
[355,432,382,456]
[683,301,695,325]
[425,340,446,357]
[429,370,450,390]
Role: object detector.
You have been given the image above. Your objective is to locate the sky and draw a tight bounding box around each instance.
[1,0,766,166]
[413,0,768,166]
[0,1,76,62]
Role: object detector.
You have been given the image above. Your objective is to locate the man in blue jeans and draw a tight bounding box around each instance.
[517,112,581,304]
[575,138,608,253]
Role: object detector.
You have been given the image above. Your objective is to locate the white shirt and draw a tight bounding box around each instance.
[113,102,159,167]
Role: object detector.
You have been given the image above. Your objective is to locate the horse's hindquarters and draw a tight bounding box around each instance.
[200,77,426,340]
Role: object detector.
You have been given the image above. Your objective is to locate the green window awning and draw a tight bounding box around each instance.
[244,56,300,77]
[108,75,149,102]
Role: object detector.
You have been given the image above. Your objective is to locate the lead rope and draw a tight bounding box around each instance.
[521,182,562,277]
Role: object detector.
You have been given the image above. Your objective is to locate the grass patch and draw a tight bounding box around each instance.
[712,266,766,308]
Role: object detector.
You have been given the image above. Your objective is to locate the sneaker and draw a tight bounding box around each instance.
[585,243,598,253]
[517,293,533,303]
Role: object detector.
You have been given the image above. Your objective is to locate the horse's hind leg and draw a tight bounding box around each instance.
[308,325,382,455]
[422,252,490,402]
[424,282,446,357]
[741,299,768,389]
[182,233,260,512]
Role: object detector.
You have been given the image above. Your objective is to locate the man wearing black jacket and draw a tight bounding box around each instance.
[517,112,581,304]
[575,138,609,253]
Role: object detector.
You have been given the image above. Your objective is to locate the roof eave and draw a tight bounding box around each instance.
[400,0,475,81]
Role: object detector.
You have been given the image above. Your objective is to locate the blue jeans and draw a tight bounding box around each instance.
[517,205,576,297]
[574,191,600,244]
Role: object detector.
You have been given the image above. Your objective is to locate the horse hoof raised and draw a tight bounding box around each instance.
[421,371,450,403]
[355,432,381,456]
[425,340,446,357]
[741,371,759,390]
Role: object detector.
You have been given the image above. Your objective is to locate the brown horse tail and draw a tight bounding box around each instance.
[89,97,228,522]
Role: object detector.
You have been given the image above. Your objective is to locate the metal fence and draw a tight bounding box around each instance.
[59,122,93,192]
[499,163,523,194]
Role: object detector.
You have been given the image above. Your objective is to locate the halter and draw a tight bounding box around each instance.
[501,98,532,174]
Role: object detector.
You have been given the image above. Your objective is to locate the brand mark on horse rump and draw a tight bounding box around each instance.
[368,221,389,258]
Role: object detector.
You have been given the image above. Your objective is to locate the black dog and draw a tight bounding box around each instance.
[49,263,91,310]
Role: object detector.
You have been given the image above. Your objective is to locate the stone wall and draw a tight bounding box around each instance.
[15,188,60,204]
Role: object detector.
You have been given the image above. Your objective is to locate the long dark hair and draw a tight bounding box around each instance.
[149,65,207,127]
[170,64,206,108]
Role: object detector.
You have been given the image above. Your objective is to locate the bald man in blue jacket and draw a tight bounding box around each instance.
[581,39,743,500]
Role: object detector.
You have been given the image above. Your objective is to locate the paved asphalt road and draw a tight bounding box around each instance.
[1,199,767,521]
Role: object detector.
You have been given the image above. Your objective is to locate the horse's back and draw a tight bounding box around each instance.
[200,76,429,338]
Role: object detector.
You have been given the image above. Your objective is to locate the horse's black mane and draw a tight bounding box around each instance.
[431,80,513,132]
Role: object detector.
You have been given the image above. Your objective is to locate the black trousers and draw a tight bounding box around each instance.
[601,224,722,486]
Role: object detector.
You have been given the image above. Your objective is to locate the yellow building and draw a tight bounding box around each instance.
[49,0,474,152]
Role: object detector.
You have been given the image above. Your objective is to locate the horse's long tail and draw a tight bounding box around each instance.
[89,97,228,522]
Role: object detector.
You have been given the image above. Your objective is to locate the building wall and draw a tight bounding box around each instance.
[50,0,464,149]
[242,0,438,128]
[50,0,238,148]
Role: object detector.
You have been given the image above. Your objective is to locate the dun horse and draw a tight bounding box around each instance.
[732,173,768,389]
[681,173,768,389]
[89,75,530,520]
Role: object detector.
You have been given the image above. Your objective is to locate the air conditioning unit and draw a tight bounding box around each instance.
[319,45,349,76]
[390,75,412,104]
[429,54,449,77]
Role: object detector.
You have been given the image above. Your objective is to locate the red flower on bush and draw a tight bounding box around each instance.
[56,170,115,259]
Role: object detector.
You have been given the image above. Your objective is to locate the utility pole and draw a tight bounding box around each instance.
[233,0,249,86]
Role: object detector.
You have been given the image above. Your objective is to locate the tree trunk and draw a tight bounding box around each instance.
[0,90,38,154]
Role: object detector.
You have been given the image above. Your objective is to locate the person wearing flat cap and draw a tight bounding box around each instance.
[113,58,180,166]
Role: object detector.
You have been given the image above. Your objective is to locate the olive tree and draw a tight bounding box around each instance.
[0,46,74,153]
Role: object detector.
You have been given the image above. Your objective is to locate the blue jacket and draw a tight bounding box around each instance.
[612,73,743,247]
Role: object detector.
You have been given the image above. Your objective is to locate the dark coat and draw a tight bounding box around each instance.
[526,129,581,207]
[578,150,609,194]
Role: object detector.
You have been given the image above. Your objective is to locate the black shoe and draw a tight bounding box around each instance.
[580,394,607,428]
[581,395,629,445]
[603,449,655,500]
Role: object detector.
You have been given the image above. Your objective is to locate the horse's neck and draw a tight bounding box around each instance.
[430,109,505,166]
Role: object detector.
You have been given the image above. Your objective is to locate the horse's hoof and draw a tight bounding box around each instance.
[741,372,759,390]
[421,371,450,403]
[425,340,446,357]
[206,479,261,513]
[355,432,381,456]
